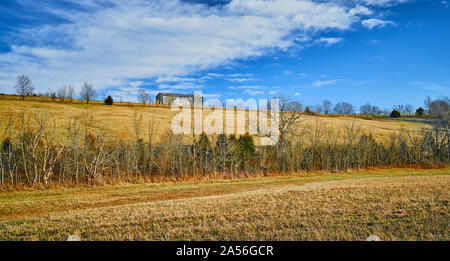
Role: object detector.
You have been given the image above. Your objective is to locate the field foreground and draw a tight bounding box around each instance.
[0,168,449,241]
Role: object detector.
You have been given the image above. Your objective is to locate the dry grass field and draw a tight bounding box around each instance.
[0,97,428,145]
[0,168,448,241]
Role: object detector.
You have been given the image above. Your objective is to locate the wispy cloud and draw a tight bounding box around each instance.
[229,85,265,95]
[312,79,339,87]
[226,73,257,83]
[314,37,343,46]
[297,73,308,79]
[361,0,411,6]
[362,18,397,30]
[411,81,449,92]
[367,56,385,62]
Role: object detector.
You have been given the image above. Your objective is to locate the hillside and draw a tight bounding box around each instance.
[0,97,430,145]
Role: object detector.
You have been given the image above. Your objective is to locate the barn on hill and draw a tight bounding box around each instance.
[156,93,203,106]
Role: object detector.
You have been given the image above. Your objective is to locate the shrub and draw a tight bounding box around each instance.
[304,106,312,114]
[390,109,401,118]
[104,96,113,105]
[238,133,255,161]
[415,107,424,117]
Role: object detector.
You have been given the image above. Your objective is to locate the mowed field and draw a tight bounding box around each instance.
[0,98,428,144]
[0,168,448,241]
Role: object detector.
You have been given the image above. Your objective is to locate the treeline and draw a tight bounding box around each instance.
[13,74,157,106]
[292,96,449,117]
[0,110,448,188]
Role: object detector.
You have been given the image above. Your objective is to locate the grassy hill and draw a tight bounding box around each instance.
[0,96,429,145]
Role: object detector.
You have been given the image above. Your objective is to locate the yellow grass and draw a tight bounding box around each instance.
[0,97,428,145]
[0,168,448,241]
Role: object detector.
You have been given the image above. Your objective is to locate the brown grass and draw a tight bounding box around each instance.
[0,97,429,145]
[0,168,448,241]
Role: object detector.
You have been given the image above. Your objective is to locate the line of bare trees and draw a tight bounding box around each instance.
[297,96,449,117]
[13,75,159,106]
[0,106,448,188]
[14,75,96,104]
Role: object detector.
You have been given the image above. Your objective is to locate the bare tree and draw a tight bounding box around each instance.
[57,86,67,102]
[322,100,332,115]
[49,91,57,102]
[315,104,323,114]
[15,75,34,100]
[360,103,382,116]
[138,90,150,106]
[424,96,432,114]
[404,104,414,115]
[393,104,406,114]
[360,103,372,115]
[429,96,450,116]
[277,96,303,144]
[67,85,75,102]
[372,105,382,115]
[334,102,354,114]
[80,82,96,104]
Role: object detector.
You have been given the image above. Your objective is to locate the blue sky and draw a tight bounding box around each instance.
[0,0,449,110]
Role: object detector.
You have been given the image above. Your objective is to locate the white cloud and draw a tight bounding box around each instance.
[312,79,339,87]
[295,92,300,96]
[298,73,308,79]
[361,0,410,6]
[226,73,257,82]
[367,56,385,62]
[269,90,280,95]
[243,90,264,95]
[362,18,397,29]
[282,70,293,76]
[0,0,404,94]
[229,85,265,95]
[314,37,343,46]
[411,81,449,92]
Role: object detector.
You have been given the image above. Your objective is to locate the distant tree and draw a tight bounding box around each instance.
[429,96,449,116]
[393,104,405,114]
[334,102,354,114]
[104,95,113,105]
[315,104,323,113]
[57,86,67,102]
[424,96,432,114]
[381,108,391,114]
[15,75,34,100]
[415,107,424,117]
[304,106,312,114]
[393,104,414,115]
[138,90,150,106]
[372,105,382,115]
[80,82,96,104]
[49,92,57,102]
[405,104,414,115]
[322,100,332,115]
[287,101,303,113]
[67,85,75,102]
[360,103,373,115]
[390,109,401,118]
